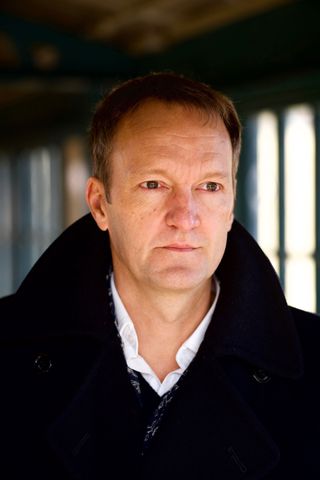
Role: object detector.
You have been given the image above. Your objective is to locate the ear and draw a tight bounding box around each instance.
[85,177,109,231]
[227,181,236,232]
[227,211,234,232]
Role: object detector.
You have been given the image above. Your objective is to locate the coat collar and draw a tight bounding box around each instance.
[17,213,303,379]
[208,220,303,379]
[34,214,301,479]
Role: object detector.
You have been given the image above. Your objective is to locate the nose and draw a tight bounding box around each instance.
[165,188,200,231]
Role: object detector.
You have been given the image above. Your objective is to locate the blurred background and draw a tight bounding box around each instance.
[0,0,319,313]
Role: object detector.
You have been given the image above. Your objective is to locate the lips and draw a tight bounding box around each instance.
[163,244,198,252]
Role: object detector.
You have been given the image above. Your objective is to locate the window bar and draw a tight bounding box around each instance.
[235,115,257,236]
[315,105,320,313]
[277,111,286,288]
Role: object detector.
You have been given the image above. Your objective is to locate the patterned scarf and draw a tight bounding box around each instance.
[106,270,187,454]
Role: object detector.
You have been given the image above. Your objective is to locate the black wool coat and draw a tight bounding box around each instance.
[0,214,319,480]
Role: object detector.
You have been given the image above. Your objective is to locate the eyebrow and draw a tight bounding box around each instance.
[131,168,230,179]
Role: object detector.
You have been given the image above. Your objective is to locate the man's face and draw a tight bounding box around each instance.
[103,101,234,293]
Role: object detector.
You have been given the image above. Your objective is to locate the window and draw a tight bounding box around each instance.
[0,137,89,297]
[254,104,317,312]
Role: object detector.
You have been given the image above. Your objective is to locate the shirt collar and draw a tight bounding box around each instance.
[110,274,220,368]
[110,275,139,357]
[177,277,220,360]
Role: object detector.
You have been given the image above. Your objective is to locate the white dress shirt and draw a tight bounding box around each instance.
[111,275,220,396]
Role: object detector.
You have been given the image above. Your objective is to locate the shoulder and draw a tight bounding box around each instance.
[0,293,15,312]
[290,305,320,343]
[289,305,320,380]
[0,214,112,337]
[0,294,20,336]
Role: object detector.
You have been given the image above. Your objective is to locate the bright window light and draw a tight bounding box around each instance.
[256,111,279,274]
[284,105,316,312]
[285,257,316,312]
[255,105,316,312]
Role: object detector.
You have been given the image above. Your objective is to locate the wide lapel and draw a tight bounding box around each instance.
[141,354,280,480]
[47,333,143,480]
[213,220,303,378]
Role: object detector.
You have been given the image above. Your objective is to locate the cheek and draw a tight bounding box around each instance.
[218,196,234,223]
[130,197,163,224]
[203,198,233,222]
[110,206,158,245]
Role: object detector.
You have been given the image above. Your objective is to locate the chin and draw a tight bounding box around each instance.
[148,267,211,292]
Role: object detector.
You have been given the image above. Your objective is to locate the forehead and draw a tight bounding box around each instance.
[111,100,232,155]
[108,101,234,189]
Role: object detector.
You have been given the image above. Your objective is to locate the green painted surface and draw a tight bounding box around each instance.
[0,13,135,76]
[140,1,320,89]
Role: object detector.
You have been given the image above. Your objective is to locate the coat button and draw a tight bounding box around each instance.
[34,354,53,373]
[252,368,271,384]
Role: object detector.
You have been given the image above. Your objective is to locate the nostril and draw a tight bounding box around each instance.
[166,207,200,230]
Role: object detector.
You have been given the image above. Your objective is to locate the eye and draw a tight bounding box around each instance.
[198,182,220,192]
[140,180,161,189]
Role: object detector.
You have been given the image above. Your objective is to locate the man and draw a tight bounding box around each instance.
[1,72,319,479]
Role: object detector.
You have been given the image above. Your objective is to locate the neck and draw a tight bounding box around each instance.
[113,274,214,381]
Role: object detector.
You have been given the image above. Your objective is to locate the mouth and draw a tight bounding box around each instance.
[162,244,198,252]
